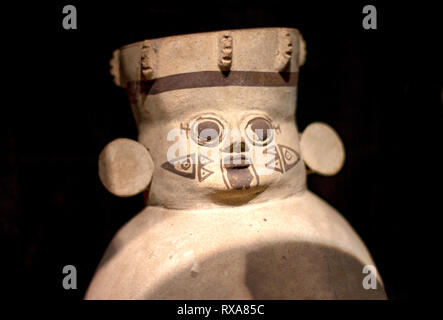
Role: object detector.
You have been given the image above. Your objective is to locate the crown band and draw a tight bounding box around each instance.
[127,71,298,97]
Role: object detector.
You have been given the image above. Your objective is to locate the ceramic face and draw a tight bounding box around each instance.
[137,86,307,207]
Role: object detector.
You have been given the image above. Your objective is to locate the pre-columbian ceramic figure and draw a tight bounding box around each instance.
[85,28,387,299]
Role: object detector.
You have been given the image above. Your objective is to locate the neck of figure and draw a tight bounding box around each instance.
[146,167,308,211]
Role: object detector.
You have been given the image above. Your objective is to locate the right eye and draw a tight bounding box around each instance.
[191,117,224,147]
[245,116,274,146]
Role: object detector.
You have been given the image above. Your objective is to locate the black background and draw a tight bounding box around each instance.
[1,0,442,300]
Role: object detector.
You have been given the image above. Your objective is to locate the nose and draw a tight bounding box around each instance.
[223,137,249,153]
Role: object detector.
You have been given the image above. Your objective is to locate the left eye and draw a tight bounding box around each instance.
[198,121,220,143]
[245,117,274,145]
[191,117,224,147]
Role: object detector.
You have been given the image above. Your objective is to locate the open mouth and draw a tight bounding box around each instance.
[221,154,258,190]
[223,155,251,170]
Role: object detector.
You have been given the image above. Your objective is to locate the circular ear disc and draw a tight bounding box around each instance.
[98,138,154,197]
[300,122,345,176]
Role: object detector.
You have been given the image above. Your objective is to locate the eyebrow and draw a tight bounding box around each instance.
[127,71,298,96]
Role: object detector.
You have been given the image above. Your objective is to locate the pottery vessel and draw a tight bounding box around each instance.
[85,28,386,299]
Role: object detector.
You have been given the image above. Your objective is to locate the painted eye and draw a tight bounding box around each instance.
[245,117,274,146]
[191,117,224,147]
[198,121,220,143]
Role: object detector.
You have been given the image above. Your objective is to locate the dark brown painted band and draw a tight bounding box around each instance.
[127,71,298,97]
